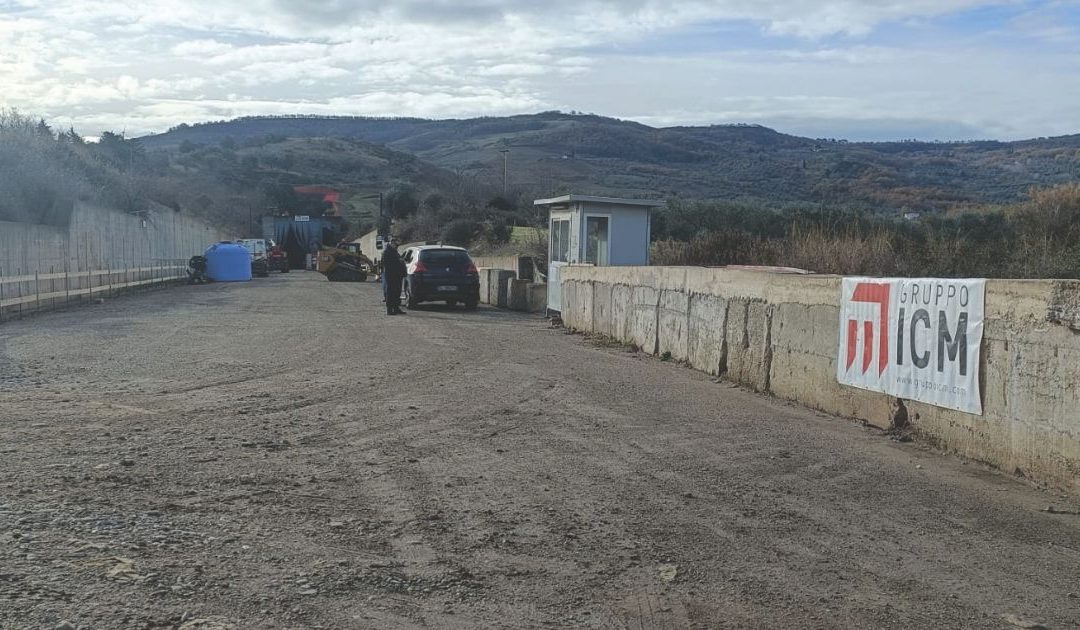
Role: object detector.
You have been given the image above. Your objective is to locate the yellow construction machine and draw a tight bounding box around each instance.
[316,241,373,282]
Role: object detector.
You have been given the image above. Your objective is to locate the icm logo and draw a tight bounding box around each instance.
[845,282,890,377]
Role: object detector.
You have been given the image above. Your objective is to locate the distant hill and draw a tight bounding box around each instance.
[140,112,1080,212]
[141,134,479,233]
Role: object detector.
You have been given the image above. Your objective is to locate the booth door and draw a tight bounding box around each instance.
[547,216,572,313]
[547,261,565,313]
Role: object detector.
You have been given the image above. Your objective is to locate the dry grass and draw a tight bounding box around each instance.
[652,184,1080,279]
[651,231,777,267]
[778,226,898,275]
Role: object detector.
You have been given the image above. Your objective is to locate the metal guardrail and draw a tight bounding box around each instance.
[0,261,187,321]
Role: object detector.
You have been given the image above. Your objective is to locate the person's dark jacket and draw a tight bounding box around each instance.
[382,245,406,280]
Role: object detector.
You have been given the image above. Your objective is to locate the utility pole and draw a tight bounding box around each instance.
[378,192,386,235]
[499,149,509,197]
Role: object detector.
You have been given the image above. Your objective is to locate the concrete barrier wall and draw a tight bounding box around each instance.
[507,278,549,313]
[471,255,534,281]
[1,202,224,273]
[0,202,227,319]
[561,266,1080,493]
[477,262,546,313]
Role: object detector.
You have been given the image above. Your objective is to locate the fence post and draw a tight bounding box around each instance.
[0,265,5,324]
[17,266,23,319]
[35,270,40,313]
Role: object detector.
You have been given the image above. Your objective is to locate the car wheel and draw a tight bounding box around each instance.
[446,299,458,307]
[464,299,478,310]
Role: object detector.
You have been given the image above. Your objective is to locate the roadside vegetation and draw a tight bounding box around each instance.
[0,109,101,225]
[650,186,1080,278]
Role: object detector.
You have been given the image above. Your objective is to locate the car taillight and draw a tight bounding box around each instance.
[413,261,428,273]
[466,263,478,274]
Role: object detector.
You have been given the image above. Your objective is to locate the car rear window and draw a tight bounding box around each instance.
[419,249,471,265]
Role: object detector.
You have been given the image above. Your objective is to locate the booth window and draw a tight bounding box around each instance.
[551,219,571,262]
[585,216,609,265]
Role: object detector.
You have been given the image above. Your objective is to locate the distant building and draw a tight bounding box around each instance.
[293,186,342,216]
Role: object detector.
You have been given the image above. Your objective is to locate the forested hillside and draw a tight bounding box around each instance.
[142,112,1080,212]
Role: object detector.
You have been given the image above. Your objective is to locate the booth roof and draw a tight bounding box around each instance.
[532,194,664,207]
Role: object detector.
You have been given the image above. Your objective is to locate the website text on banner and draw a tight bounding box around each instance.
[837,278,985,415]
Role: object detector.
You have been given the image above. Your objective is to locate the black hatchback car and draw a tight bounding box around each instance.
[401,245,481,309]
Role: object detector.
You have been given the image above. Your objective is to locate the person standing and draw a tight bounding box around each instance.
[382,237,407,315]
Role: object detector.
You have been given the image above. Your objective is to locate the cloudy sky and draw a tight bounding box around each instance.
[2,0,1079,141]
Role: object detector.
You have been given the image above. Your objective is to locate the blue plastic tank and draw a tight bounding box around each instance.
[204,242,252,282]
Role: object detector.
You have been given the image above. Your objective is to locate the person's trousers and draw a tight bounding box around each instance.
[385,276,404,310]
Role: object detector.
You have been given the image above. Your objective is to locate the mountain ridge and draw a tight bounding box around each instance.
[139,112,1080,212]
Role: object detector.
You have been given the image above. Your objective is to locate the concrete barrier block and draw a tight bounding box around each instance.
[658,289,690,361]
[628,285,659,354]
[485,269,514,307]
[557,281,574,324]
[592,282,615,336]
[528,282,547,313]
[508,278,547,313]
[561,280,593,330]
[470,255,534,280]
[496,270,515,307]
[477,267,493,304]
[768,347,892,429]
[724,298,750,384]
[688,293,728,375]
[507,278,529,311]
[610,284,632,342]
[724,299,773,392]
[772,303,839,358]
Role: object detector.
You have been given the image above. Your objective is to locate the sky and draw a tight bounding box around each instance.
[1,0,1079,141]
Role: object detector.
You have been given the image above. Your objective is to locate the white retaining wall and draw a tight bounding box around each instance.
[0,202,227,318]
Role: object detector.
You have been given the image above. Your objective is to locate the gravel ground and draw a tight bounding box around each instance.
[1,271,1078,630]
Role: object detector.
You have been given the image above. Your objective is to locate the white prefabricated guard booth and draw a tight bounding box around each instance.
[533,194,663,313]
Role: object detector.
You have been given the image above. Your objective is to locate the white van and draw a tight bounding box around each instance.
[235,238,270,277]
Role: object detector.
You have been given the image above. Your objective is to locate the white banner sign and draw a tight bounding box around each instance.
[837,277,985,415]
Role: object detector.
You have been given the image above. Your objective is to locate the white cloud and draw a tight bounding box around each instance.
[475,64,549,77]
[0,0,1077,139]
[556,44,1080,140]
[171,39,236,58]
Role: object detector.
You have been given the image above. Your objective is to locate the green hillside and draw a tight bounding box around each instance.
[140,112,1080,212]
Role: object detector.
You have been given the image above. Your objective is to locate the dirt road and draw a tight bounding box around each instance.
[1,272,1078,629]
